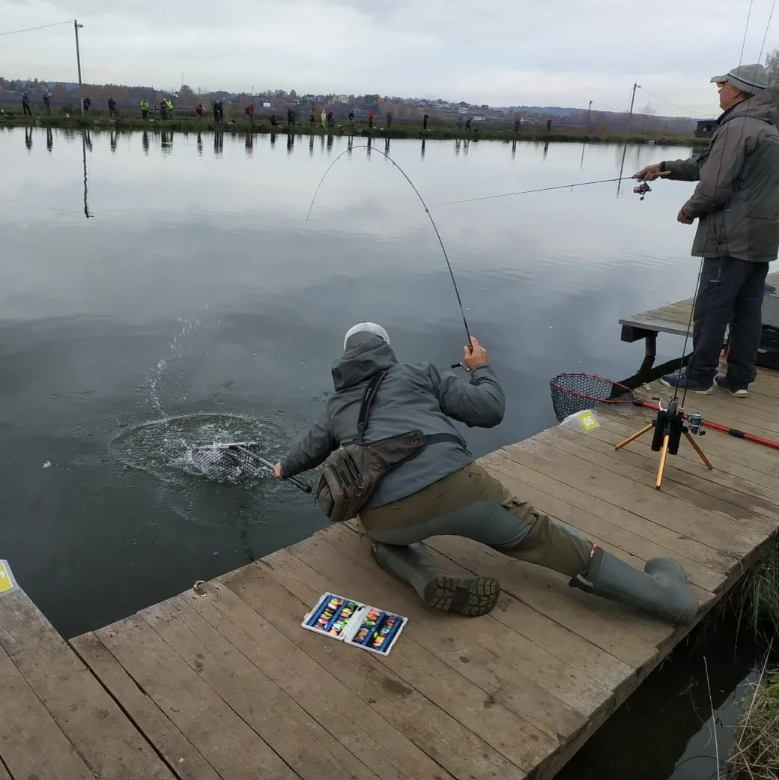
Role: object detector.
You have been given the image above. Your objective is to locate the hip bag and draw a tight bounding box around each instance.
[314,370,461,523]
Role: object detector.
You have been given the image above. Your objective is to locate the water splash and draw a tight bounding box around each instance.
[108,412,303,529]
[144,317,202,417]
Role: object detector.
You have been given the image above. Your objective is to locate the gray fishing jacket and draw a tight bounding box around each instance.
[661,91,779,263]
[279,333,505,508]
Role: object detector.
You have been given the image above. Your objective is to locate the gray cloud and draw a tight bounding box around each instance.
[1,0,775,114]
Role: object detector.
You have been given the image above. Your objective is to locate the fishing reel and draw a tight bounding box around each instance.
[633,181,652,200]
[686,411,705,437]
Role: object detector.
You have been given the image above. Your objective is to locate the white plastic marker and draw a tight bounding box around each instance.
[0,559,17,596]
[560,409,601,434]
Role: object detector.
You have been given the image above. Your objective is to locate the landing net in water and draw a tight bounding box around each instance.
[189,442,267,484]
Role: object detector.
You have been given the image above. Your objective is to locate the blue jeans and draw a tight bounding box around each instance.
[687,257,770,386]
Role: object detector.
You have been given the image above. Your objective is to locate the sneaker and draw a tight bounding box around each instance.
[660,373,713,394]
[714,375,748,398]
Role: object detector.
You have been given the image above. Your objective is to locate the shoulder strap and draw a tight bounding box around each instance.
[356,370,388,443]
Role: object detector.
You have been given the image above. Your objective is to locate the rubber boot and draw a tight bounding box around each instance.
[569,546,698,625]
[370,541,500,617]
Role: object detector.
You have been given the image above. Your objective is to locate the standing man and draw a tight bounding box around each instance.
[140,98,149,119]
[635,64,779,397]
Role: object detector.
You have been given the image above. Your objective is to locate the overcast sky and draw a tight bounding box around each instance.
[1,0,776,115]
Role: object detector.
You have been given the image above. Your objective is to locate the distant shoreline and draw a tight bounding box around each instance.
[1,113,702,146]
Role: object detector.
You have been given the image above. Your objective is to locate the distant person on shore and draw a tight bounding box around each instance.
[310,109,316,127]
[108,97,118,119]
[247,103,255,123]
[423,113,429,130]
[166,98,173,118]
[321,109,327,128]
[140,99,149,119]
[546,118,552,132]
[327,111,335,127]
[270,113,278,127]
[465,117,472,131]
[386,110,392,129]
[22,93,32,116]
[272,324,699,626]
[196,103,203,120]
[635,63,779,397]
[349,109,355,128]
[213,101,219,122]
[514,117,520,133]
[43,92,51,114]
[83,97,91,113]
[456,116,463,129]
[368,109,375,129]
[160,99,167,120]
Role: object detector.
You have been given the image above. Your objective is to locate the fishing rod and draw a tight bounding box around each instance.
[437,172,671,207]
[305,144,473,351]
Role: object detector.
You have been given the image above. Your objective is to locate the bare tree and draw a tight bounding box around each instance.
[766,47,779,86]
[640,102,657,132]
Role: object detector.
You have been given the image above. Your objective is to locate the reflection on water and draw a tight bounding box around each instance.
[1,126,732,778]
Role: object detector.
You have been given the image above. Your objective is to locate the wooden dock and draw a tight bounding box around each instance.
[2,334,779,780]
[619,270,779,357]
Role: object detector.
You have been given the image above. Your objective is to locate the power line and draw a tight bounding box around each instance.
[0,19,72,37]
[635,87,716,118]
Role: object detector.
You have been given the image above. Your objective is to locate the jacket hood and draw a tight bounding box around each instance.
[721,91,779,126]
[331,333,398,391]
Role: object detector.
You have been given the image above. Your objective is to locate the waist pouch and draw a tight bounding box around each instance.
[314,370,463,522]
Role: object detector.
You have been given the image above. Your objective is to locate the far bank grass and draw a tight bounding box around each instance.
[1,111,701,147]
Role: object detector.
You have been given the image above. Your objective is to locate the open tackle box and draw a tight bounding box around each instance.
[302,592,408,656]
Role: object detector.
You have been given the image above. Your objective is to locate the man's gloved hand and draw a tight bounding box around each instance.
[464,337,489,371]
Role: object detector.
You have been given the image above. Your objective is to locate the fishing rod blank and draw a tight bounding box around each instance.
[438,172,671,207]
[305,144,473,350]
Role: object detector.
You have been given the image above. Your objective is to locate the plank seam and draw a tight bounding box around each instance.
[229,563,463,780]
[68,635,218,780]
[135,610,305,780]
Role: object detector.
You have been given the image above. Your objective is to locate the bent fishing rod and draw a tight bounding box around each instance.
[305,144,474,354]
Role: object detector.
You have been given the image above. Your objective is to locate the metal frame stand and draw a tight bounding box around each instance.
[614,398,712,490]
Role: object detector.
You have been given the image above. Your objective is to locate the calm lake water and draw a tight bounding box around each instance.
[0,125,760,779]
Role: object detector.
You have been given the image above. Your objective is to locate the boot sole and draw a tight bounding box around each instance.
[423,576,500,617]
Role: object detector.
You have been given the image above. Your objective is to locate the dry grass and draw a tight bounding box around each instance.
[726,661,779,780]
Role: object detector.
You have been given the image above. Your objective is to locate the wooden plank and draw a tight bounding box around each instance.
[541,425,778,535]
[601,404,779,480]
[140,596,381,780]
[303,524,610,726]
[94,616,301,780]
[221,560,520,780]
[0,587,175,780]
[499,438,765,558]
[180,581,453,780]
[480,454,724,594]
[343,518,636,693]
[0,645,95,780]
[585,412,779,509]
[618,315,689,337]
[70,632,223,780]
[265,544,559,775]
[596,408,779,484]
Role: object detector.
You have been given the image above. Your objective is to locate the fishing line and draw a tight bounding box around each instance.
[437,176,654,206]
[305,144,472,349]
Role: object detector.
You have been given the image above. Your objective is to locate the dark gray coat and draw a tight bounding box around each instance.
[662,92,779,263]
[279,333,505,508]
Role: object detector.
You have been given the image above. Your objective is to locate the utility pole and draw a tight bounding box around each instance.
[628,82,640,130]
[586,99,593,126]
[74,19,84,116]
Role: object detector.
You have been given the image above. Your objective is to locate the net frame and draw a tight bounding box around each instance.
[549,372,637,423]
[190,441,267,483]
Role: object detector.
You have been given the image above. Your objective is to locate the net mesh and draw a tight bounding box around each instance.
[549,373,635,423]
[190,442,267,483]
